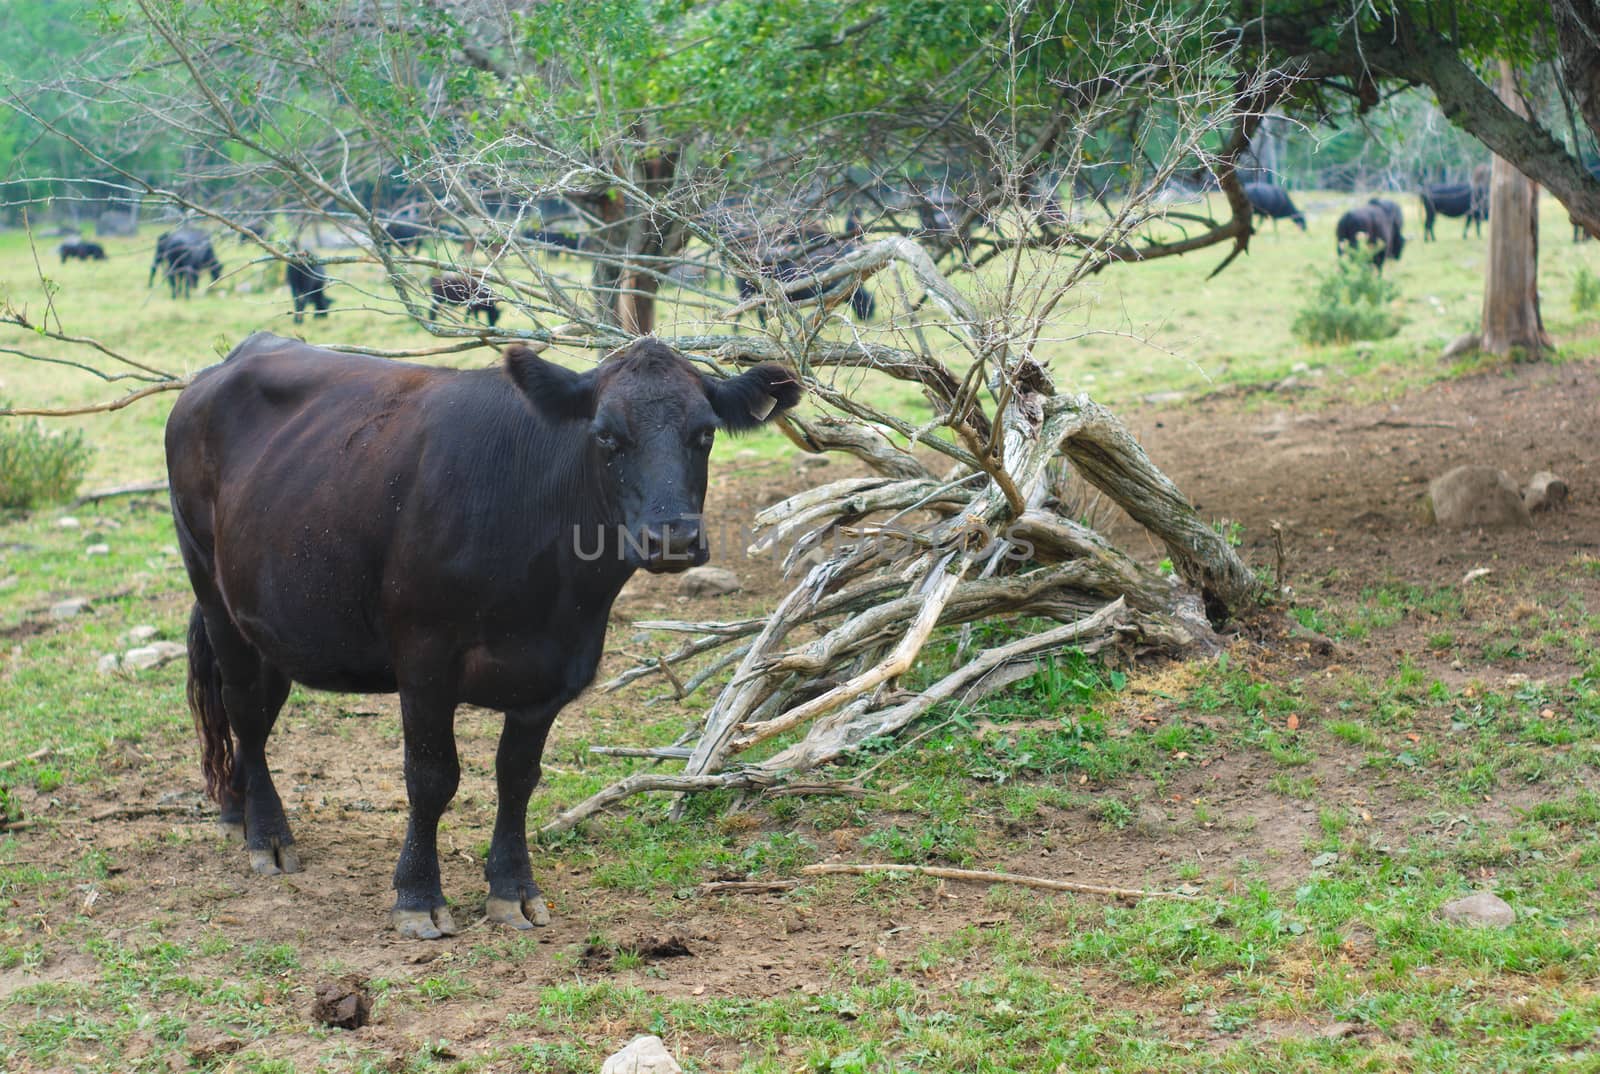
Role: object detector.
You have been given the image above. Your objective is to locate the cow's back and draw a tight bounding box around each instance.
[167,334,463,689]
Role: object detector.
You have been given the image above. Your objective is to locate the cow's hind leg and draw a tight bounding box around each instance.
[391,685,461,939]
[484,701,563,929]
[187,603,298,873]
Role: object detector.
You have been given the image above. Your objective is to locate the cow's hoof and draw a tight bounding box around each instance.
[392,906,459,940]
[486,895,550,930]
[218,819,245,843]
[248,843,302,876]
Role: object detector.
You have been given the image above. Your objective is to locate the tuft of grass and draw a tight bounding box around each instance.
[1291,255,1402,345]
[0,414,93,509]
[1573,265,1600,313]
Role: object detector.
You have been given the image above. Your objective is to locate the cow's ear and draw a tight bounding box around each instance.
[504,344,596,421]
[704,363,802,432]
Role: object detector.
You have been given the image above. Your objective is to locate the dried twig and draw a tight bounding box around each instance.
[799,863,1199,901]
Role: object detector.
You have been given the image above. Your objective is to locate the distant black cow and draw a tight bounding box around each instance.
[1243,182,1306,231]
[521,228,582,258]
[734,234,875,326]
[1336,199,1405,271]
[59,240,106,262]
[150,229,222,298]
[165,333,800,936]
[382,219,428,251]
[429,271,501,326]
[285,254,331,324]
[1420,183,1488,241]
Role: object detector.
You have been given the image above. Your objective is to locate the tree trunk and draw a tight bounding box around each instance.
[1479,61,1551,359]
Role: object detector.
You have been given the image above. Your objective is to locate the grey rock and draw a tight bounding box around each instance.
[1134,804,1168,837]
[679,566,741,598]
[96,653,121,674]
[1309,851,1339,870]
[1522,471,1568,514]
[0,576,17,591]
[1427,466,1531,529]
[49,598,90,619]
[1439,891,1514,928]
[85,544,110,557]
[57,517,81,530]
[601,1035,683,1074]
[123,641,187,670]
[124,625,159,644]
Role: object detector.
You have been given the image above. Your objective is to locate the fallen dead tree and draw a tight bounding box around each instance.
[544,235,1261,836]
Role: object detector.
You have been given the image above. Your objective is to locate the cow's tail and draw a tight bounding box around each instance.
[186,603,234,804]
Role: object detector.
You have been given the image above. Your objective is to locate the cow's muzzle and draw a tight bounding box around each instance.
[637,517,708,573]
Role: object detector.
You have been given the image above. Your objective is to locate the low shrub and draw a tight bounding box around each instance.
[0,413,93,509]
[1573,265,1600,313]
[1291,255,1402,345]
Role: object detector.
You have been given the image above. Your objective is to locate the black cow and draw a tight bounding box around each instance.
[429,271,501,327]
[1336,198,1405,271]
[382,219,428,251]
[166,333,800,937]
[1243,182,1306,231]
[735,247,875,326]
[1420,183,1488,241]
[150,229,223,298]
[59,240,106,262]
[522,228,582,258]
[285,254,331,324]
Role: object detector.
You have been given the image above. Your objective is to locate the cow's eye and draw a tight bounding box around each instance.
[594,431,621,453]
[694,428,715,451]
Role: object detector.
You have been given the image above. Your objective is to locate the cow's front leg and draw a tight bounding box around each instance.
[484,701,562,930]
[391,687,461,939]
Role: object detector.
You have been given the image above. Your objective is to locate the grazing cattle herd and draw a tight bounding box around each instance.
[166,333,800,935]
[53,166,1555,333]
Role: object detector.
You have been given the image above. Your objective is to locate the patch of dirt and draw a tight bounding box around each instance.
[5,359,1599,1067]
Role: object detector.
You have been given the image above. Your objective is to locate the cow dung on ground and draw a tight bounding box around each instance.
[1425,466,1532,528]
[310,977,371,1029]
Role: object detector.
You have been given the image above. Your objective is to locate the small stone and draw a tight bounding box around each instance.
[85,544,110,557]
[1439,891,1515,928]
[1134,804,1168,837]
[123,641,187,670]
[1309,851,1339,870]
[600,1035,683,1074]
[57,517,81,529]
[1522,471,1568,514]
[49,598,90,619]
[124,625,159,644]
[1426,466,1531,529]
[96,653,121,674]
[679,566,741,598]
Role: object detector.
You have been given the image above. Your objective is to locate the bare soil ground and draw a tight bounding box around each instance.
[5,355,1598,1068]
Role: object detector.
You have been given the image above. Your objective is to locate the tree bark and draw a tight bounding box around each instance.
[1479,62,1551,359]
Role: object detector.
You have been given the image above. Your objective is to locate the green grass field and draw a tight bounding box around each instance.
[2,202,1600,1072]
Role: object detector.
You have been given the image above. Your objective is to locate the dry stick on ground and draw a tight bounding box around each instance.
[799,863,1199,901]
[74,479,171,505]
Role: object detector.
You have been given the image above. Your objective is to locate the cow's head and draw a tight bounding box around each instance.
[505,339,801,573]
